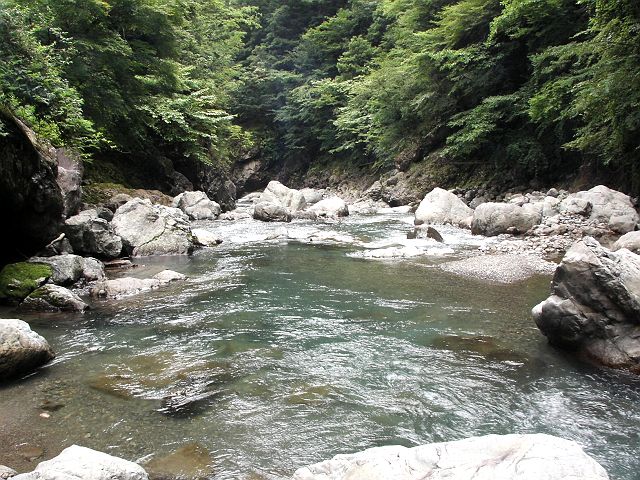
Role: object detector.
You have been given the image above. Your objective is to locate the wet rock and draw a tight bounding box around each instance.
[414,188,473,227]
[143,443,213,480]
[112,199,194,257]
[0,319,55,381]
[16,445,44,462]
[612,231,640,254]
[259,181,307,212]
[63,209,123,259]
[308,197,349,218]
[533,237,640,373]
[292,434,609,480]
[410,225,444,243]
[20,284,88,312]
[0,466,17,479]
[172,191,221,220]
[253,202,292,223]
[0,263,52,305]
[430,335,526,363]
[12,445,148,480]
[192,229,222,247]
[440,254,556,283]
[90,270,186,299]
[471,202,542,236]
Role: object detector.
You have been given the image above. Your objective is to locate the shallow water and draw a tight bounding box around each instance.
[1,213,639,479]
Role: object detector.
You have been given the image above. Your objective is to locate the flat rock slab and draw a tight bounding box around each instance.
[440,254,556,283]
[292,434,608,480]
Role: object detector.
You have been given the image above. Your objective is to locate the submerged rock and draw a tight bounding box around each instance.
[172,191,221,220]
[440,254,556,283]
[112,199,194,257]
[20,284,88,312]
[414,188,473,228]
[533,237,640,373]
[0,319,55,381]
[292,434,608,480]
[408,225,444,242]
[90,270,186,299]
[143,443,213,480]
[0,263,52,305]
[12,445,148,480]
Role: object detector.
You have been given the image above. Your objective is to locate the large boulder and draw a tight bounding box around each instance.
[12,445,148,480]
[292,434,608,480]
[0,263,52,305]
[112,199,194,256]
[309,197,349,218]
[414,188,473,227]
[253,202,292,223]
[0,110,64,263]
[259,181,307,212]
[471,202,542,236]
[300,188,325,205]
[533,237,640,373]
[613,231,640,254]
[0,319,55,381]
[20,285,88,312]
[172,191,221,220]
[573,185,639,233]
[28,254,105,286]
[64,209,123,259]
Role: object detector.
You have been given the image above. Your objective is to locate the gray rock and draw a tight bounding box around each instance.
[81,257,106,282]
[12,445,148,480]
[612,231,640,254]
[91,270,186,299]
[471,202,542,236]
[364,181,383,201]
[20,285,88,312]
[253,202,292,222]
[292,210,318,221]
[410,225,444,242]
[172,191,221,220]
[547,187,559,197]
[192,228,222,247]
[469,195,487,209]
[309,197,349,218]
[106,193,134,212]
[0,319,54,381]
[56,150,83,217]
[559,197,592,216]
[28,254,84,286]
[112,199,194,256]
[533,237,640,373]
[574,185,639,233]
[292,433,608,480]
[64,209,123,259]
[259,181,307,212]
[300,188,325,205]
[0,466,17,479]
[414,188,473,227]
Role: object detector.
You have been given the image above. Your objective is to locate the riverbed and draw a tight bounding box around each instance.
[1,212,639,479]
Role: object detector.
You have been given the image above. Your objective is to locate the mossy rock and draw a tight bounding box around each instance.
[0,262,53,304]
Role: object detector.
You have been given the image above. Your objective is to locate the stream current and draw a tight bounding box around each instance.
[1,212,639,479]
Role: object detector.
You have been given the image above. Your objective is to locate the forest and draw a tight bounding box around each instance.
[1,0,639,193]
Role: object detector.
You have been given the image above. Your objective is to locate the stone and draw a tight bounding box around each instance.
[0,319,55,381]
[172,191,221,220]
[107,193,134,212]
[574,185,640,233]
[91,270,186,299]
[292,210,318,221]
[414,188,473,227]
[533,237,640,373]
[12,445,148,480]
[142,443,213,480]
[0,263,52,305]
[308,197,349,218]
[253,202,292,223]
[56,149,83,217]
[259,181,307,212]
[20,285,88,312]
[112,199,194,256]
[0,466,17,479]
[411,225,444,243]
[64,209,123,259]
[559,197,592,216]
[81,257,106,282]
[300,188,325,205]
[28,255,84,286]
[37,234,74,257]
[192,229,222,247]
[364,181,383,201]
[613,231,640,254]
[471,202,543,236]
[292,434,608,480]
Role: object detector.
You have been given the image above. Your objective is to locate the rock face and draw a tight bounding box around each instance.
[309,197,349,218]
[56,149,83,217]
[414,188,473,227]
[292,434,608,480]
[0,110,64,263]
[612,231,640,254]
[533,237,640,373]
[574,185,639,233]
[20,284,88,312]
[112,199,194,256]
[259,181,307,212]
[172,191,221,220]
[0,319,55,381]
[91,270,186,298]
[64,209,123,259]
[471,202,542,236]
[253,202,293,223]
[12,445,148,480]
[0,263,52,305]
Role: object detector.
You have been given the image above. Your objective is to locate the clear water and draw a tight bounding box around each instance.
[1,213,639,479]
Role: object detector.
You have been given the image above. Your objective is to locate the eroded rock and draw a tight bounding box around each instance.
[0,319,54,381]
[20,284,88,312]
[172,191,221,220]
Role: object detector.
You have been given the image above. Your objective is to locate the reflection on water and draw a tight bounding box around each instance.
[1,213,639,480]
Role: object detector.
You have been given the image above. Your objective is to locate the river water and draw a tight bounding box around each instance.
[1,212,639,479]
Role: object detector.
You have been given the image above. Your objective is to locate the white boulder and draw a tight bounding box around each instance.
[259,181,307,212]
[309,197,349,218]
[172,191,221,220]
[414,188,473,227]
[0,319,54,381]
